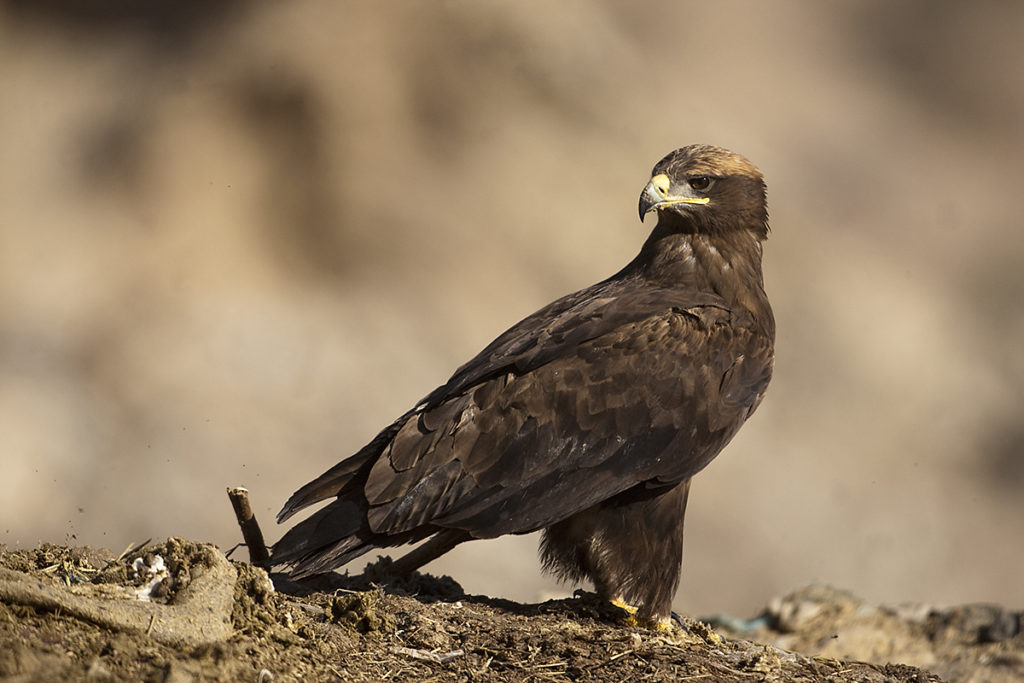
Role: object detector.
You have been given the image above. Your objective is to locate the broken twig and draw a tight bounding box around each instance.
[227,486,270,568]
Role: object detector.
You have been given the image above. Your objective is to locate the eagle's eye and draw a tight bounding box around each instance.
[688,176,713,192]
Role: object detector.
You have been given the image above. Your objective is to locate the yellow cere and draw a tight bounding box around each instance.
[651,174,672,193]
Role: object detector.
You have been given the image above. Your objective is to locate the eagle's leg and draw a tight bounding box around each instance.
[541,479,691,626]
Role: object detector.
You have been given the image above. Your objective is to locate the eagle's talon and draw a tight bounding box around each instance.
[618,615,679,631]
[610,597,638,615]
[619,614,642,628]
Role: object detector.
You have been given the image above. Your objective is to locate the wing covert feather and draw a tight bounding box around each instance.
[358,285,771,537]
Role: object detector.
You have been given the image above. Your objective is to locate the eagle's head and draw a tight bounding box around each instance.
[639,145,768,239]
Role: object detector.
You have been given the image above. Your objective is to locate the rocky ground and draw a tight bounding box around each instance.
[1,538,1020,682]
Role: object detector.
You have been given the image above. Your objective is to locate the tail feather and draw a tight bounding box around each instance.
[276,458,366,524]
[271,496,435,578]
[277,414,412,524]
[272,499,369,571]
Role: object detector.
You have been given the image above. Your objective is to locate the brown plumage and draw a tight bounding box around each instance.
[272,145,775,625]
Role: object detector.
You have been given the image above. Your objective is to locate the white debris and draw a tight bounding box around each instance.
[131,554,170,601]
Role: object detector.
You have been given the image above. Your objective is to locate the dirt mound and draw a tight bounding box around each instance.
[1,539,1017,682]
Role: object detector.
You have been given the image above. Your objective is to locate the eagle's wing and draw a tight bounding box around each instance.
[274,278,772,569]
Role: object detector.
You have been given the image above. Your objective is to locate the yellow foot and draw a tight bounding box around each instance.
[609,597,644,627]
[608,599,685,631]
[609,597,638,615]
[618,614,683,630]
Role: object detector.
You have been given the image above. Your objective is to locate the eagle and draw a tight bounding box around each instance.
[272,145,775,626]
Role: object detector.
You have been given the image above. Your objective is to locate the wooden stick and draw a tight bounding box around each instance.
[227,487,270,568]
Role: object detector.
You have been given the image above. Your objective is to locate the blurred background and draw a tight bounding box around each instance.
[1,0,1022,618]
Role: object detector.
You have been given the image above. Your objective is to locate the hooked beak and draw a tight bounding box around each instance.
[638,173,709,221]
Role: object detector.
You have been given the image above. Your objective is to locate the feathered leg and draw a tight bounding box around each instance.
[541,479,691,625]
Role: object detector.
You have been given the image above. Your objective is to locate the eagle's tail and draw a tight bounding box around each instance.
[272,497,469,579]
[276,412,414,525]
[271,498,373,577]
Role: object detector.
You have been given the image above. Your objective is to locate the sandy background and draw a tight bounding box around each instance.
[1,1,1022,618]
